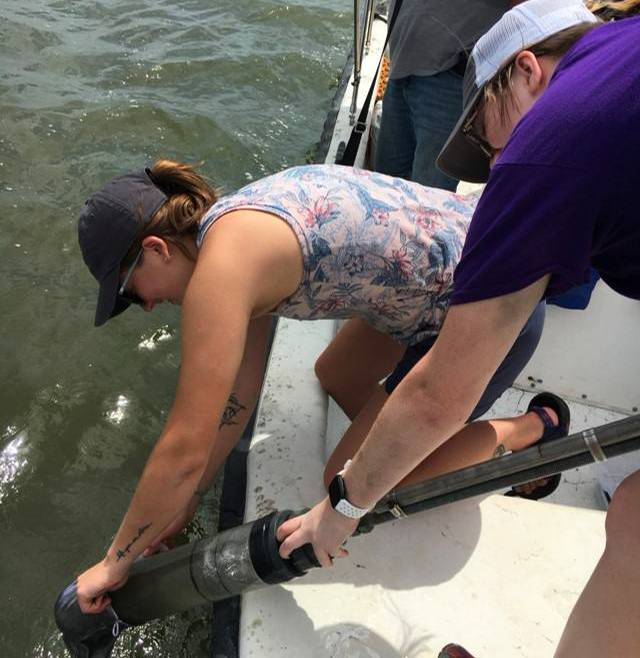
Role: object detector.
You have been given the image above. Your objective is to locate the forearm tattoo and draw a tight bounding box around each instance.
[219,393,246,429]
[116,523,152,561]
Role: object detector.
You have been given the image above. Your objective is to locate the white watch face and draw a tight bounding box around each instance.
[335,498,368,519]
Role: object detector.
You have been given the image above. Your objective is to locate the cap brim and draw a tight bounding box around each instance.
[94,266,131,327]
[436,87,491,184]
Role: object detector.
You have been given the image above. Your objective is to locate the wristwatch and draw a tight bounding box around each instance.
[328,471,369,519]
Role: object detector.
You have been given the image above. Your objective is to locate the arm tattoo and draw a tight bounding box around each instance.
[116,522,152,561]
[219,393,246,429]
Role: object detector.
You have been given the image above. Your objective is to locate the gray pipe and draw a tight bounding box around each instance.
[54,510,317,657]
[55,415,639,656]
[111,509,317,624]
[110,521,256,623]
[368,413,640,526]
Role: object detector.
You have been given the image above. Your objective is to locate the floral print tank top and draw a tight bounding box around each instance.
[197,165,477,345]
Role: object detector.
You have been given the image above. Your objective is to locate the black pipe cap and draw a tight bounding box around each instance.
[54,580,129,658]
[249,510,320,584]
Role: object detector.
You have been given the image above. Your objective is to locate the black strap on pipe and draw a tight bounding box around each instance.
[336,0,404,166]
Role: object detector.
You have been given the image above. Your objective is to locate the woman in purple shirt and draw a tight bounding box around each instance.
[279,2,640,656]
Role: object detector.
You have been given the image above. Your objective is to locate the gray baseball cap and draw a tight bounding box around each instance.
[437,0,599,183]
[78,168,168,327]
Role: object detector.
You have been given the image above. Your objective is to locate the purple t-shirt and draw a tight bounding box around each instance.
[451,17,640,305]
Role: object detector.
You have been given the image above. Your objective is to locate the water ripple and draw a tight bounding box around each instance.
[0,429,30,504]
[1,0,351,655]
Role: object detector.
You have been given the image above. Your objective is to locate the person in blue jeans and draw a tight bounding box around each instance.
[374,0,512,190]
[280,2,640,655]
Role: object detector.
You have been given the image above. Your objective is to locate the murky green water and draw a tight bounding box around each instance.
[0,1,350,655]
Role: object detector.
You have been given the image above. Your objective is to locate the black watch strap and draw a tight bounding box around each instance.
[328,473,369,519]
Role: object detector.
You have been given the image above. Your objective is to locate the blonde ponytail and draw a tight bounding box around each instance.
[587,0,640,20]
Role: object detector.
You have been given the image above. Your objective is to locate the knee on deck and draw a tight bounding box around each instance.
[605,469,640,551]
[313,351,333,393]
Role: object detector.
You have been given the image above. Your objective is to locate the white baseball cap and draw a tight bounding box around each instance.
[437,0,599,183]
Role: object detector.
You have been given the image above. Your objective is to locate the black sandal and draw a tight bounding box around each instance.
[505,392,571,501]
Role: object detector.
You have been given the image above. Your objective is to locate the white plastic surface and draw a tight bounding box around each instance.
[241,496,604,657]
[514,282,640,414]
[242,317,622,657]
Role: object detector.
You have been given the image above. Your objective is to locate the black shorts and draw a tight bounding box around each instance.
[384,302,546,421]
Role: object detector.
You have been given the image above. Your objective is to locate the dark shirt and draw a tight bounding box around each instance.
[451,17,640,304]
[388,0,509,79]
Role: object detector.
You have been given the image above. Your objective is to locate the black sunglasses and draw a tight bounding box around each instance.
[118,248,144,306]
[462,102,494,160]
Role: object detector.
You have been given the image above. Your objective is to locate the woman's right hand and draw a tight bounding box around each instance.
[77,558,129,614]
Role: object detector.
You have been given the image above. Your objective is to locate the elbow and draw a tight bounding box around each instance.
[173,456,206,487]
[397,369,472,434]
[153,433,209,486]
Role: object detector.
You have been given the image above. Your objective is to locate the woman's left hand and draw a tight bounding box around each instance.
[77,559,129,614]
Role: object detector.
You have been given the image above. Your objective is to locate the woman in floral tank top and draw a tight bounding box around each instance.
[75,161,557,609]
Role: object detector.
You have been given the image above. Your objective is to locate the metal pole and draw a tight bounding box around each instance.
[349,0,362,124]
[54,511,318,656]
[109,510,319,624]
[363,0,375,53]
[365,414,640,528]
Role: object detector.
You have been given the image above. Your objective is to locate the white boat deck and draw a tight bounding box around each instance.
[239,313,631,657]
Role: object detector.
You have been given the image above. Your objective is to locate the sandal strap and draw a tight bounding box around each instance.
[529,405,557,431]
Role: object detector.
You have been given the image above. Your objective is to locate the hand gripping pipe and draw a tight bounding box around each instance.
[54,510,318,657]
[55,414,640,657]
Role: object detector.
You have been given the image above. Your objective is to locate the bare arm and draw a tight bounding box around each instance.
[103,256,254,571]
[195,316,275,491]
[278,276,550,566]
[78,211,301,611]
[144,315,275,554]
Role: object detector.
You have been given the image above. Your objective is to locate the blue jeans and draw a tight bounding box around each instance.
[375,70,463,191]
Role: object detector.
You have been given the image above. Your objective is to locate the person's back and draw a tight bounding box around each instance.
[198,164,476,343]
[388,0,508,80]
[375,1,509,189]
